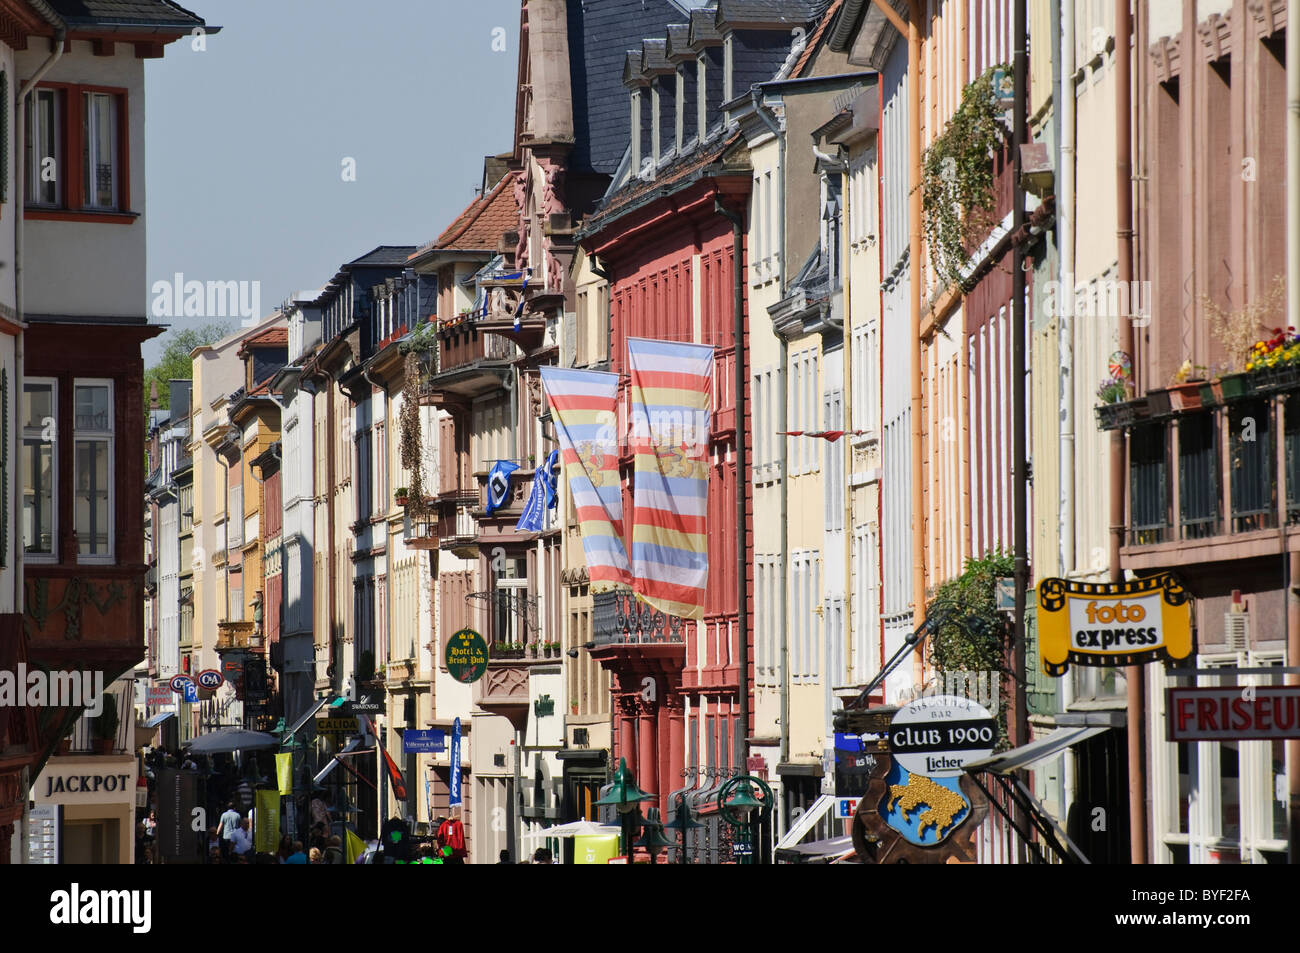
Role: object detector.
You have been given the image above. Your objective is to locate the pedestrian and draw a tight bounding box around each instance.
[310,789,332,832]
[498,849,511,864]
[277,834,293,863]
[206,826,221,864]
[231,817,254,860]
[309,847,323,864]
[323,835,344,864]
[284,840,309,864]
[144,810,157,841]
[532,847,554,864]
[217,801,241,863]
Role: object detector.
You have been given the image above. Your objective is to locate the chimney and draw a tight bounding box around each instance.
[666,23,696,152]
[688,8,724,143]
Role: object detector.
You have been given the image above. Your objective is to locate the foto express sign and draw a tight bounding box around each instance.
[888,695,996,777]
[1036,573,1193,676]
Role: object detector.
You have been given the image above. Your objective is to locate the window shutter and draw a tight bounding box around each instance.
[0,72,7,204]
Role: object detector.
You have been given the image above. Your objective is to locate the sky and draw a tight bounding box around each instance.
[142,0,521,365]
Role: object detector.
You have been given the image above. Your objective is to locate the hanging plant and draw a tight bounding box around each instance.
[921,64,1010,290]
[400,351,430,517]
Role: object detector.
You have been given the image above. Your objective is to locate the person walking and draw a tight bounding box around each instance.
[284,841,309,864]
[231,817,254,860]
[323,836,344,864]
[217,801,241,863]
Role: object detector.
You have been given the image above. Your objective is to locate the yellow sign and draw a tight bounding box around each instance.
[275,753,293,796]
[255,789,280,854]
[316,717,357,735]
[1037,573,1193,676]
[574,833,620,865]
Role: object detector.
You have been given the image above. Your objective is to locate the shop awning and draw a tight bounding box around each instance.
[774,793,837,853]
[963,725,1107,775]
[145,711,176,729]
[963,726,1108,864]
[314,737,363,785]
[775,833,855,863]
[284,696,336,738]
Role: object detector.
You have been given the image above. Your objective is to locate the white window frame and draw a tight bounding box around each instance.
[1153,651,1290,865]
[22,377,57,561]
[73,378,114,563]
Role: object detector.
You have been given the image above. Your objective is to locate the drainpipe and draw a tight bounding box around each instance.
[751,92,790,773]
[908,0,926,690]
[1287,0,1300,861]
[715,198,748,770]
[1057,0,1079,828]
[1111,0,1145,865]
[15,6,66,620]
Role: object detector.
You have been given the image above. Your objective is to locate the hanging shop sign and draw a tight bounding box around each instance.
[1167,686,1300,742]
[315,717,357,738]
[887,694,997,778]
[169,675,194,695]
[1036,573,1193,675]
[196,669,224,690]
[402,729,446,753]
[445,628,489,684]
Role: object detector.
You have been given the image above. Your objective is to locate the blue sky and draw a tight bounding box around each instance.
[143,0,520,363]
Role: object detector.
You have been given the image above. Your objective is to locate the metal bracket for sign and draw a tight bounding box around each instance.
[1164,666,1300,677]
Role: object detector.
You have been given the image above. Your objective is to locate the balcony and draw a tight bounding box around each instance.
[401,511,438,550]
[215,620,258,652]
[437,503,479,558]
[415,319,514,404]
[589,590,687,676]
[1123,395,1291,569]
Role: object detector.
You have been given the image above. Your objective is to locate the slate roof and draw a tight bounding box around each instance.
[665,23,692,60]
[347,246,419,268]
[687,6,723,45]
[566,0,700,175]
[46,0,209,29]
[715,0,827,27]
[641,38,673,74]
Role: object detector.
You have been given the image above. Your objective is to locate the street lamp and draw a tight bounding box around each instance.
[635,806,674,865]
[594,757,655,859]
[717,775,773,865]
[663,791,703,864]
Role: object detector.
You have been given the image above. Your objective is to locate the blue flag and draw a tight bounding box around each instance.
[449,718,462,806]
[516,467,548,533]
[541,448,560,509]
[484,460,520,515]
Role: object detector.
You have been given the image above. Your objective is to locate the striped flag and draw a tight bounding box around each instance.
[539,366,632,591]
[627,337,714,620]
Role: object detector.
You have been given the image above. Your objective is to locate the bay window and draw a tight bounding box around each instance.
[24,84,129,216]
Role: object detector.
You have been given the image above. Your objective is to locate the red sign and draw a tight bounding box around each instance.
[746,755,768,780]
[147,683,173,706]
[1167,686,1300,741]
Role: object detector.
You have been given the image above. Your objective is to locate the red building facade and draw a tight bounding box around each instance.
[581,151,753,833]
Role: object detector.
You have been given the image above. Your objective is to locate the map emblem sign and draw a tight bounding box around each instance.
[887,694,996,778]
[445,628,489,684]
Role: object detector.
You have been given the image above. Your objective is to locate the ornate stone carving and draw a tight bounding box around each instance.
[1149,35,1180,84]
[1196,11,1231,60]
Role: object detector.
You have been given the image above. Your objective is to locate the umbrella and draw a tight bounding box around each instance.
[519,820,623,844]
[186,727,279,754]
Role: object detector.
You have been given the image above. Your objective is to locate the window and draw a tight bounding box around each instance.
[25,88,60,206]
[851,525,878,683]
[25,85,129,215]
[83,92,118,209]
[824,389,844,530]
[851,322,879,439]
[22,379,56,557]
[74,381,113,558]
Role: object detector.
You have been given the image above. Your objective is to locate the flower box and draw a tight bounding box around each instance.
[1211,373,1252,403]
[1095,398,1149,431]
[1252,363,1300,394]
[1167,382,1204,412]
[1146,389,1173,417]
[1197,382,1218,407]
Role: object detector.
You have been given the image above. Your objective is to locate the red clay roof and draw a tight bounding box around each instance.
[422,171,521,256]
[792,0,845,77]
[237,326,288,356]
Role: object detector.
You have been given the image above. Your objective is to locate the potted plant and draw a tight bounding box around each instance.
[528,640,540,658]
[394,487,409,507]
[92,693,118,755]
[1094,375,1139,429]
[1167,360,1208,411]
[571,698,580,716]
[548,641,561,657]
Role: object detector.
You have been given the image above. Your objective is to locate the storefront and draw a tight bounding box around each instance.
[30,755,138,864]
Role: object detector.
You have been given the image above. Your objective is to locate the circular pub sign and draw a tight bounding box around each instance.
[445,628,489,684]
[887,694,997,778]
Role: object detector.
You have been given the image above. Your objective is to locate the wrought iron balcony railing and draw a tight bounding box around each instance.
[592,590,685,647]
